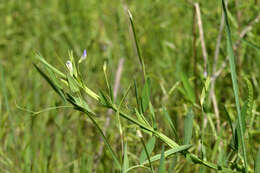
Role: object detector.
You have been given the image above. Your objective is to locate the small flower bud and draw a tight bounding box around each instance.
[137,130,143,138]
[66,60,73,73]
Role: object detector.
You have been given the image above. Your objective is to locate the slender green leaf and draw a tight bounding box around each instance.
[140,136,154,173]
[128,10,146,77]
[222,1,248,171]
[158,145,165,173]
[140,136,156,164]
[163,107,178,142]
[134,80,141,113]
[149,102,157,130]
[241,39,260,51]
[141,77,151,113]
[223,105,238,150]
[183,108,194,145]
[123,143,129,173]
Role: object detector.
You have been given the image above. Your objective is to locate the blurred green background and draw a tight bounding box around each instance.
[0,0,259,172]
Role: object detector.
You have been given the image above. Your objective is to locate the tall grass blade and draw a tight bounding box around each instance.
[128,10,146,77]
[222,0,248,171]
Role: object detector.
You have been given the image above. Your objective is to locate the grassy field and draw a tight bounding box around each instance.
[0,0,260,172]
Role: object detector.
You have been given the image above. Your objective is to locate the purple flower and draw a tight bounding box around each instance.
[82,49,87,59]
[79,49,87,63]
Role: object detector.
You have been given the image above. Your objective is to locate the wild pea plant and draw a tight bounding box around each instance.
[34,1,259,172]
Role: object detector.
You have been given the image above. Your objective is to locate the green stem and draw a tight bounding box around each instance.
[110,105,240,172]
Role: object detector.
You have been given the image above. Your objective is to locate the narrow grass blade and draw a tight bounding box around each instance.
[134,80,141,113]
[140,136,155,173]
[223,105,238,150]
[158,145,165,173]
[163,107,179,143]
[141,77,151,113]
[222,1,248,171]
[241,39,260,51]
[140,136,156,164]
[149,102,157,130]
[128,10,146,77]
[122,143,129,173]
[183,108,194,145]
